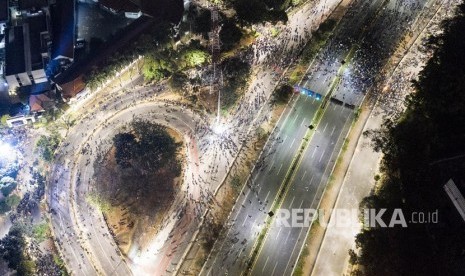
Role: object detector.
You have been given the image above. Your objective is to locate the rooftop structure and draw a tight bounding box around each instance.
[4,10,50,92]
[29,91,53,112]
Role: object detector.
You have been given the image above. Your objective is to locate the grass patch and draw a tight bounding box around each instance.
[33,222,50,243]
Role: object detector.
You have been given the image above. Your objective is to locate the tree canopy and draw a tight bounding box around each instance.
[35,131,61,162]
[228,0,289,25]
[113,120,181,173]
[351,3,465,275]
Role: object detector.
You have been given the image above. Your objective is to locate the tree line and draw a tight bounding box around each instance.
[350,3,465,275]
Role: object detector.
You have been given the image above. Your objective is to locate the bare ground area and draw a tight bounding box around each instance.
[93,129,184,256]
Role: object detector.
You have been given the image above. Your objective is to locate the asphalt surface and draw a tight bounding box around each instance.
[254,0,434,274]
[48,0,433,274]
[202,94,321,275]
[202,0,433,275]
[202,0,383,273]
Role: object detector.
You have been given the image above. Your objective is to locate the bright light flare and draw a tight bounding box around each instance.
[212,123,227,135]
[0,141,17,163]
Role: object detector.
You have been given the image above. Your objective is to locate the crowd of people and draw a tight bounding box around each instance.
[31,0,447,274]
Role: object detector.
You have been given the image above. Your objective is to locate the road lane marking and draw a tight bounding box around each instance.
[284,227,306,275]
[311,147,318,158]
[234,189,251,221]
[288,196,295,209]
[319,148,326,163]
[340,104,346,114]
[283,135,288,143]
[293,114,299,124]
[277,163,283,175]
[253,173,259,182]
[299,200,304,209]
[264,191,270,203]
[290,138,296,149]
[323,122,328,133]
[301,117,306,127]
[301,170,307,181]
[269,158,275,171]
[275,228,282,240]
[262,256,270,273]
[271,262,279,276]
[242,216,248,227]
[284,231,291,244]
[309,175,314,186]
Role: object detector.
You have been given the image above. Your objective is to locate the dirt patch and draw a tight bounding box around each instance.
[93,126,184,255]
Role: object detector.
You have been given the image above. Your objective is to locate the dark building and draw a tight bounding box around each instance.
[0,0,8,23]
[4,10,50,91]
[18,0,48,11]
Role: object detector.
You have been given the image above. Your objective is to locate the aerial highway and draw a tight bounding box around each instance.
[202,0,435,275]
[252,0,437,274]
[46,0,435,274]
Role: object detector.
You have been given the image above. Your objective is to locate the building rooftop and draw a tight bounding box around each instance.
[28,14,48,70]
[29,93,52,112]
[5,26,26,76]
[5,11,48,75]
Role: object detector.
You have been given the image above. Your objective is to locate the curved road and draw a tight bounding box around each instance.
[48,81,235,275]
